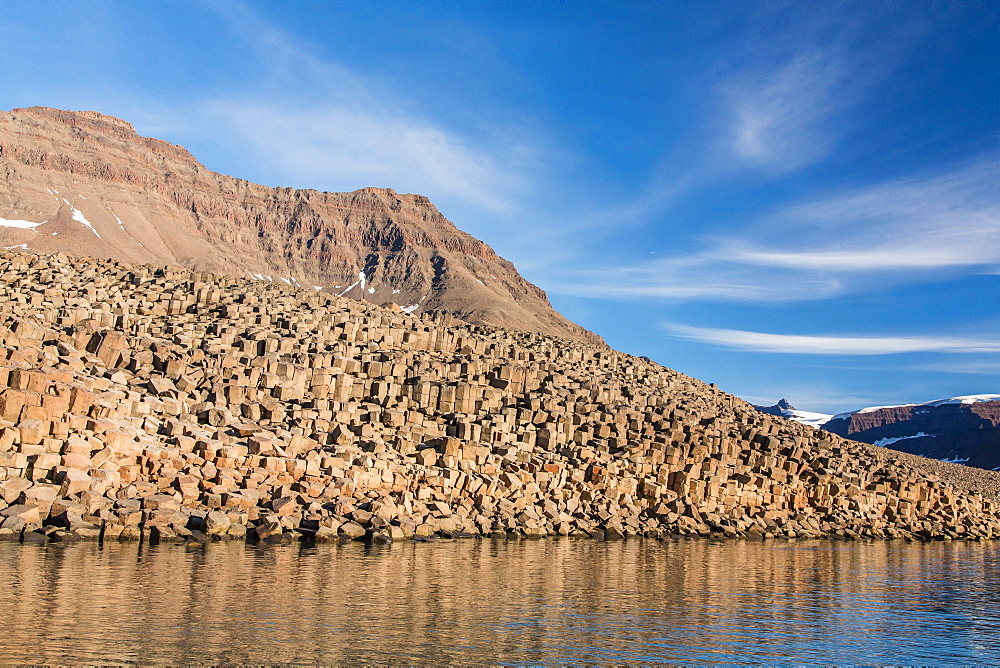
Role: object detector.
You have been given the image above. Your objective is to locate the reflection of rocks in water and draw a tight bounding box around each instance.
[0,539,998,664]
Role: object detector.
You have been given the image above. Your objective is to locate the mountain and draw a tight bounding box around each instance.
[0,106,599,344]
[3,106,999,544]
[756,395,1000,470]
[824,395,1000,470]
[752,399,833,428]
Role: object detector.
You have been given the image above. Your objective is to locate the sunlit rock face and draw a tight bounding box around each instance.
[0,107,599,344]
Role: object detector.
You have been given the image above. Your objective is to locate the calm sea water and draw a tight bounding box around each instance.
[1,537,999,664]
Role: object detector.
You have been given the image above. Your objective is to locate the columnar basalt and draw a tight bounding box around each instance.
[1,250,999,545]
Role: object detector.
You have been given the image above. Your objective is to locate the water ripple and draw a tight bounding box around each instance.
[1,538,999,663]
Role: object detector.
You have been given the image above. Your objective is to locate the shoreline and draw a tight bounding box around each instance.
[3,523,993,548]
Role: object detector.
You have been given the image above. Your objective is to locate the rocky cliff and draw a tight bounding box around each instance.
[825,399,1000,470]
[1,250,999,545]
[0,106,598,344]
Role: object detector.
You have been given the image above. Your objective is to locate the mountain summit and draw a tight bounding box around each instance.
[752,399,831,428]
[0,106,599,344]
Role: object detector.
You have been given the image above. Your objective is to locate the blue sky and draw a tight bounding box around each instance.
[2,1,997,413]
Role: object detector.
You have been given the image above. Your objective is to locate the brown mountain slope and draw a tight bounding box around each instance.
[0,106,600,344]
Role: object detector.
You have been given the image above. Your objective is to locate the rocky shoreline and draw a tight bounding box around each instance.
[2,250,999,546]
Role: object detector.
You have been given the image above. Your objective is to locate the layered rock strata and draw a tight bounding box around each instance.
[0,106,598,343]
[1,250,999,545]
[825,402,1000,470]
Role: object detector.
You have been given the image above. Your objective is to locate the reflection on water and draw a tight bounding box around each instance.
[1,537,999,664]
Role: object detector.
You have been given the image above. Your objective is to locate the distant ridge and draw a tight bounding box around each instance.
[0,106,600,345]
[824,395,1000,470]
[755,395,1000,470]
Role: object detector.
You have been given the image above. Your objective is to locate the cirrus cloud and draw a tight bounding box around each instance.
[664,323,1000,355]
[544,156,999,303]
[724,51,845,170]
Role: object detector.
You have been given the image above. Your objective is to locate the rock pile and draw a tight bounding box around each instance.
[1,250,999,545]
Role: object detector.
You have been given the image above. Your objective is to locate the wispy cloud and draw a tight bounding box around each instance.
[714,3,928,175]
[171,1,540,214]
[546,157,999,303]
[719,160,1000,271]
[723,51,845,170]
[721,246,993,271]
[545,258,843,302]
[665,323,1000,355]
[910,360,1000,377]
[199,100,530,213]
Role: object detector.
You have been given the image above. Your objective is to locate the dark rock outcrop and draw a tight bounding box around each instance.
[755,398,796,417]
[825,401,1000,470]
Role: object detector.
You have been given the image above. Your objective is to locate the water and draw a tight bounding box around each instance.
[2,537,999,664]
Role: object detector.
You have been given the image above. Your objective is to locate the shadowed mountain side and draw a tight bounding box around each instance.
[755,397,1000,471]
[825,401,1000,471]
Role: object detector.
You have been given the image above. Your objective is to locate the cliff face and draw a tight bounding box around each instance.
[824,401,1000,470]
[0,107,599,344]
[1,249,999,544]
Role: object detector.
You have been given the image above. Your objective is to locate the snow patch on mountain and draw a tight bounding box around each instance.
[0,217,43,230]
[832,394,1000,421]
[338,271,366,297]
[66,201,100,238]
[782,409,833,428]
[752,399,832,428]
[874,432,934,447]
[921,394,1000,407]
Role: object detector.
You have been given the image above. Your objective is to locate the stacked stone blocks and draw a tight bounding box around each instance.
[0,250,997,545]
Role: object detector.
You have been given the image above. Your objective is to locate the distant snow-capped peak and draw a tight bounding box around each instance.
[754,393,1000,429]
[830,394,1000,421]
